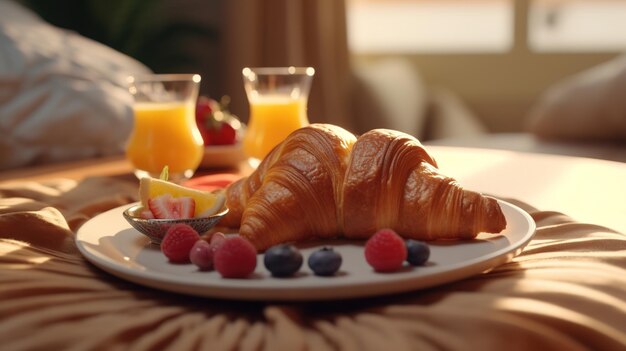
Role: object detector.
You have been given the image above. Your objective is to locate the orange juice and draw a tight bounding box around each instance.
[126,102,203,176]
[243,97,308,160]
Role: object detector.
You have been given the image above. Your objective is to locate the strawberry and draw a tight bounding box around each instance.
[207,120,237,145]
[161,223,200,263]
[196,97,214,145]
[195,96,213,124]
[195,95,241,146]
[148,194,196,219]
[177,197,195,219]
[140,209,155,219]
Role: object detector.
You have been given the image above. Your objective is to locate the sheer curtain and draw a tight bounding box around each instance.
[220,0,355,131]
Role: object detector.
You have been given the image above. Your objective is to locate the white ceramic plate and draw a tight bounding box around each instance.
[76,200,535,301]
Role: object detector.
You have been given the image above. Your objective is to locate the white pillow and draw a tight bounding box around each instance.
[526,54,626,141]
[0,1,152,170]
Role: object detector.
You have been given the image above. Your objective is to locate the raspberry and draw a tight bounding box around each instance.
[214,236,257,278]
[364,229,407,272]
[161,224,200,263]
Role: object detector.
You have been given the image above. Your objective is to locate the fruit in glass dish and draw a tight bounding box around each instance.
[148,194,195,219]
[139,176,225,218]
[122,168,229,244]
[196,96,243,146]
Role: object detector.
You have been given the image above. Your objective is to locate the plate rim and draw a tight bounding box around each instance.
[75,200,536,301]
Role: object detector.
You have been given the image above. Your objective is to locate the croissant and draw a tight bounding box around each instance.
[221,124,506,251]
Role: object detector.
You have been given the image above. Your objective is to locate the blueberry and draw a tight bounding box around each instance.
[406,239,430,266]
[264,244,303,277]
[308,247,342,276]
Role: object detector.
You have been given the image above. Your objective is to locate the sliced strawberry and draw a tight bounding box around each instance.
[148,195,196,219]
[177,197,195,219]
[149,194,177,219]
[140,209,155,219]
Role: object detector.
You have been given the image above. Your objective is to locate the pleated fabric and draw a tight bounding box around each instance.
[1,178,625,351]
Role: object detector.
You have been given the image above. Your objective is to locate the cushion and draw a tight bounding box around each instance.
[526,54,626,141]
[0,1,151,170]
[350,58,487,141]
[351,58,429,137]
[423,87,487,140]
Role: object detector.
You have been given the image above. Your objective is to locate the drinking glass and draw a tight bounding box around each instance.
[126,74,204,183]
[241,66,315,166]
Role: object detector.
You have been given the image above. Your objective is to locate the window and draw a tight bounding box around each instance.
[347,0,626,54]
[529,0,626,52]
[347,0,514,54]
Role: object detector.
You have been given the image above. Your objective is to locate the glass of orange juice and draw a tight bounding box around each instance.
[241,66,315,166]
[126,74,204,183]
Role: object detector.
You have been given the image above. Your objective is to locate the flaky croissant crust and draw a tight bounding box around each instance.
[221,124,506,250]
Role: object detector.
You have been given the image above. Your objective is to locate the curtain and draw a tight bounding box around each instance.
[219,0,355,131]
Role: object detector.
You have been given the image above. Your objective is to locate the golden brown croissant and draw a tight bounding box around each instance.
[221,124,506,250]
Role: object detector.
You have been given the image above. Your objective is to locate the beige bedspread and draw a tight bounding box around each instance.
[1,177,625,351]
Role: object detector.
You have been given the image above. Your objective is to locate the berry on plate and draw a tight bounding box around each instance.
[139,177,225,218]
[214,236,257,278]
[189,239,214,270]
[161,223,200,263]
[308,247,342,276]
[264,244,303,277]
[208,231,226,259]
[364,229,407,272]
[406,239,431,266]
[209,232,226,250]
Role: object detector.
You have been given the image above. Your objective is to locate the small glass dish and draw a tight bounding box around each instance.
[122,204,229,244]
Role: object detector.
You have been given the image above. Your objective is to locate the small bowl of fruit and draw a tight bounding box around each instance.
[196,96,247,169]
[123,175,228,244]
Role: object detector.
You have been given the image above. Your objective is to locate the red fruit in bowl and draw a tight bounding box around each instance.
[195,96,214,145]
[196,96,213,121]
[195,95,241,146]
[208,120,238,145]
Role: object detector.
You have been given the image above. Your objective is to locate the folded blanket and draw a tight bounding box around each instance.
[1,177,625,351]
